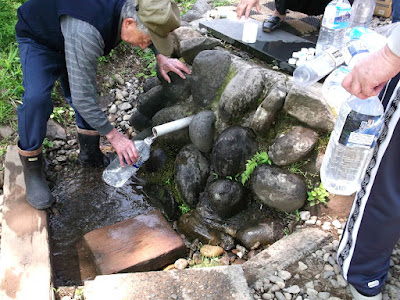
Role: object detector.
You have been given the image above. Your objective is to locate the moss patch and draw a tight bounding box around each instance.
[211,66,237,111]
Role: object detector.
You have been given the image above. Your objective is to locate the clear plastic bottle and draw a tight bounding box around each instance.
[102,137,153,188]
[315,0,352,55]
[320,95,384,195]
[293,47,345,87]
[348,0,376,28]
[321,65,351,113]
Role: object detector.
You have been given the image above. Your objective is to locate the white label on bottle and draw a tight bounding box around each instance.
[322,4,351,29]
[325,47,345,66]
[347,132,375,148]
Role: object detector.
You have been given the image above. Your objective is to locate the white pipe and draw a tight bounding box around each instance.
[152,116,194,138]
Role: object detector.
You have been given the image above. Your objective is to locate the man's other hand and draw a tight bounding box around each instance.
[156,54,191,83]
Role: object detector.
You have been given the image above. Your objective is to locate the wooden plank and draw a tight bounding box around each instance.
[0,145,53,299]
[83,210,187,275]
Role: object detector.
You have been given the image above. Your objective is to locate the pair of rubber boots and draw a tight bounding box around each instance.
[19,130,109,210]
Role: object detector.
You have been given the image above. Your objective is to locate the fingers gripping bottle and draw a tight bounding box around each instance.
[316,0,351,55]
[102,137,153,188]
[320,95,384,195]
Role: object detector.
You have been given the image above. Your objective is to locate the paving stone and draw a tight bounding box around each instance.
[84,265,252,300]
[83,210,186,274]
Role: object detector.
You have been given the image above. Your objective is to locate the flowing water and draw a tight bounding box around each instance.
[49,165,153,286]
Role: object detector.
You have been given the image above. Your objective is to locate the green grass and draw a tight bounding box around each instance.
[133,48,157,79]
[0,42,23,126]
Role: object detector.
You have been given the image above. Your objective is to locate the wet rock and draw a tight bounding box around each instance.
[211,126,257,177]
[219,68,265,123]
[251,83,287,136]
[251,165,307,212]
[268,126,319,166]
[47,119,67,140]
[191,50,232,108]
[181,37,222,65]
[143,183,180,221]
[175,144,209,207]
[189,110,215,153]
[236,221,285,249]
[200,245,224,257]
[177,209,235,249]
[157,69,192,105]
[143,76,161,93]
[284,84,335,132]
[128,108,152,132]
[136,85,167,118]
[143,148,168,173]
[207,179,246,219]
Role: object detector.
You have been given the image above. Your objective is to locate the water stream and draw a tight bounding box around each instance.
[49,165,153,286]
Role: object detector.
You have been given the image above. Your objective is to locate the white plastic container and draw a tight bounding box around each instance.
[348,0,376,28]
[293,47,344,87]
[102,137,153,187]
[322,65,351,113]
[242,22,258,43]
[315,0,352,54]
[320,95,384,195]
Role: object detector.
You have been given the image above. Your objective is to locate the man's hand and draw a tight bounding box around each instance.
[156,54,191,83]
[236,0,261,19]
[342,45,400,99]
[105,128,138,167]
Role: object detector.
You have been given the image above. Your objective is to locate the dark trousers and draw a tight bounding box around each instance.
[275,0,353,16]
[338,73,400,296]
[17,36,94,151]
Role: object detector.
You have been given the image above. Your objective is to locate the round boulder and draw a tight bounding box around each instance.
[207,179,246,219]
[251,165,307,212]
[175,144,209,207]
[211,126,257,177]
[189,110,215,153]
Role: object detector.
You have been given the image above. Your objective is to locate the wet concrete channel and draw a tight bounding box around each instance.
[49,165,154,287]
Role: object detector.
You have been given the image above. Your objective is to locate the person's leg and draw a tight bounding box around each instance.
[17,36,62,209]
[337,74,400,298]
[392,0,400,23]
[59,68,109,167]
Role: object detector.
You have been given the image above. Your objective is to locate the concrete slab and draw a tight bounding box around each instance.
[83,265,252,300]
[83,210,187,275]
[0,146,53,299]
[199,18,316,73]
[242,227,332,285]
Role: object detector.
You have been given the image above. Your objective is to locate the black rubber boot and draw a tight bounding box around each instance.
[19,148,54,210]
[77,129,110,167]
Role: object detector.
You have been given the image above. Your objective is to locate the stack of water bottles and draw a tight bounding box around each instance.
[292,0,388,195]
[293,0,379,88]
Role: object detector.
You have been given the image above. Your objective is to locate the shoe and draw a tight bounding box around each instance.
[349,284,382,300]
[19,147,54,209]
[77,129,110,167]
[262,15,283,33]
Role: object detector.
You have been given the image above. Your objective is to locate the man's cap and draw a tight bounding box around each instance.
[137,0,180,56]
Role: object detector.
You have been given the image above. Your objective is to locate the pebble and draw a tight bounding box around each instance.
[278,270,292,281]
[332,219,341,229]
[174,258,188,270]
[297,261,308,271]
[200,245,224,257]
[299,211,310,221]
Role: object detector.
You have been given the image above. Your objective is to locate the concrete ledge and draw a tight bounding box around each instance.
[0,146,53,299]
[83,265,252,300]
[242,227,332,285]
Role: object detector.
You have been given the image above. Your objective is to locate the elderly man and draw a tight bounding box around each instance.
[15,0,190,209]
